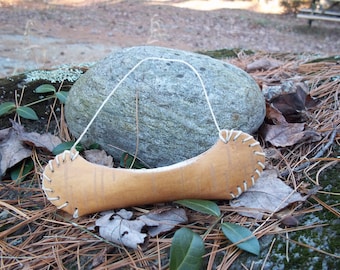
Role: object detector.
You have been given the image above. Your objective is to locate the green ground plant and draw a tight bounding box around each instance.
[0,84,68,120]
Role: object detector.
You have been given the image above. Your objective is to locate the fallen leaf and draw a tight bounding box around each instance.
[230,170,306,219]
[304,93,320,110]
[261,123,321,147]
[96,208,188,248]
[84,149,114,167]
[138,208,188,237]
[246,58,282,72]
[96,209,147,249]
[263,81,307,101]
[269,83,320,123]
[20,131,62,152]
[270,85,307,115]
[91,247,110,268]
[280,215,299,227]
[12,120,62,152]
[263,147,282,160]
[0,127,31,176]
[0,121,63,176]
[0,127,11,140]
[265,102,288,125]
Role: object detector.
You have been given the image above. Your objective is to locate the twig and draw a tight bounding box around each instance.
[130,90,140,169]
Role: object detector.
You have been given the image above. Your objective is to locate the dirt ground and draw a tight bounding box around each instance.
[0,0,339,77]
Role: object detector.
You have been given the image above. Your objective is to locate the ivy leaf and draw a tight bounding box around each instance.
[175,199,221,217]
[0,102,16,116]
[55,91,68,104]
[221,222,260,256]
[35,84,56,94]
[52,141,83,155]
[16,106,39,120]
[170,227,205,270]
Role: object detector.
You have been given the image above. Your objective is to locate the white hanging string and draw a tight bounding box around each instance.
[71,57,223,153]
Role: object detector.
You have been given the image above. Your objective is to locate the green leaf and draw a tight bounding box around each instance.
[55,91,68,104]
[221,222,260,256]
[35,84,56,94]
[89,143,101,149]
[10,158,34,183]
[170,228,205,270]
[52,141,83,155]
[120,152,149,169]
[16,106,39,120]
[0,102,16,116]
[175,199,220,217]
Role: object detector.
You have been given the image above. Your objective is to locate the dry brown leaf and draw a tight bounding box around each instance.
[84,149,114,167]
[10,121,62,152]
[91,247,108,268]
[280,215,299,227]
[246,58,282,72]
[0,127,31,176]
[268,83,320,123]
[139,208,188,237]
[270,85,307,116]
[261,123,321,147]
[95,208,187,248]
[265,102,288,125]
[96,209,147,249]
[230,170,306,219]
[0,127,11,140]
[0,121,63,175]
[20,131,62,152]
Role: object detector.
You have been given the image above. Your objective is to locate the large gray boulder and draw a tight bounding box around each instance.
[65,46,265,167]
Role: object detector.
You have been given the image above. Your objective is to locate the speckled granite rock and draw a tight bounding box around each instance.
[65,46,265,167]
